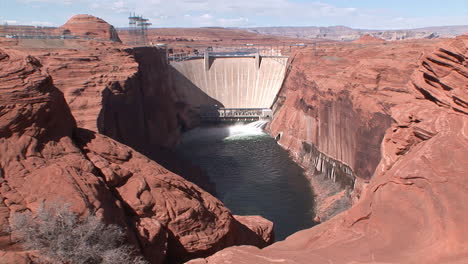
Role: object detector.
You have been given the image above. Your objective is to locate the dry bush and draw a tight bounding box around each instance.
[11,203,147,264]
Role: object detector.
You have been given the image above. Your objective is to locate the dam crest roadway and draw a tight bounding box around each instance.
[168,46,289,123]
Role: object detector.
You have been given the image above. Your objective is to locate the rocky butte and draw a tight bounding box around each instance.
[1,14,467,264]
[57,14,122,42]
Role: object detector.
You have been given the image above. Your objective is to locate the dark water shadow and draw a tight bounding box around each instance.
[74,128,271,264]
[176,125,317,241]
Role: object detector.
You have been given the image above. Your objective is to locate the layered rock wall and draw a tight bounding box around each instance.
[269,39,442,219]
[0,48,274,263]
[97,47,181,151]
[2,40,218,192]
[26,45,180,150]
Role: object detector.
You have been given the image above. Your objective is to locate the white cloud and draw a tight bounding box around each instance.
[11,0,468,28]
[218,17,250,27]
[1,19,55,26]
[89,3,100,9]
[62,0,362,27]
[18,0,75,4]
[112,0,129,13]
[381,15,468,29]
[200,14,212,19]
[6,20,19,25]
[179,13,250,27]
[30,21,55,26]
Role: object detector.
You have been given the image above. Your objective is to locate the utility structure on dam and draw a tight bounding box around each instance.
[169,47,289,123]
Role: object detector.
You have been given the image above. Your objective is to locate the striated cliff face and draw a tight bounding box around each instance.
[0,48,274,263]
[2,13,466,263]
[269,39,443,220]
[191,34,468,264]
[20,44,179,150]
[0,37,218,192]
[1,16,184,155]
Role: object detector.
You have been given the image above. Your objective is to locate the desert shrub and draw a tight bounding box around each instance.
[11,203,147,264]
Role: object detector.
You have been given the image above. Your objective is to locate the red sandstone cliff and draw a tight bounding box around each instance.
[353,34,385,44]
[0,48,273,263]
[268,38,443,220]
[2,14,466,263]
[0,33,216,193]
[190,35,468,264]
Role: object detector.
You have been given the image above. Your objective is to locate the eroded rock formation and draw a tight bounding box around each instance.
[269,38,443,220]
[58,14,121,42]
[1,13,466,263]
[0,48,274,263]
[353,34,385,44]
[1,35,218,193]
[190,35,468,264]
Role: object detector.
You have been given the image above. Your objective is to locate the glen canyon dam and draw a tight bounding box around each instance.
[0,1,467,264]
[171,55,288,108]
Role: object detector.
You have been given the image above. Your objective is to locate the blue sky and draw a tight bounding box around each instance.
[1,0,467,29]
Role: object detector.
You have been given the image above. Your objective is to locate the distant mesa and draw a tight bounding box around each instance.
[353,34,386,43]
[58,14,121,42]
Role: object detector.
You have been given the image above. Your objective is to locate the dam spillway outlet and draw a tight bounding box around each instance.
[175,121,316,241]
[200,108,273,124]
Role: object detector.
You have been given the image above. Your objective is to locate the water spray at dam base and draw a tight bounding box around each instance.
[179,120,269,144]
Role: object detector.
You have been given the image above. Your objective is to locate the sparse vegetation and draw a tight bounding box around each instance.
[11,203,147,264]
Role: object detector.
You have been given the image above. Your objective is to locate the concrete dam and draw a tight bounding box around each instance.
[170,54,288,122]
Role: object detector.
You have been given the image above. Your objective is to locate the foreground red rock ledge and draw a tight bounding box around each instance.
[189,36,468,264]
[0,48,273,263]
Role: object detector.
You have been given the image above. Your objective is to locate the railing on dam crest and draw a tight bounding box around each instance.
[200,107,273,123]
[168,46,289,66]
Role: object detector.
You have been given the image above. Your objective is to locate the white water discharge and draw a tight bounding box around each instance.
[226,120,269,139]
[180,121,269,143]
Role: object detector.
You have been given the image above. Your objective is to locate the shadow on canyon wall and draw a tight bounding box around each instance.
[96,47,226,195]
[270,80,394,220]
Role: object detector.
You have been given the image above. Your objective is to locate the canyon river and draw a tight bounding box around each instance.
[176,122,316,240]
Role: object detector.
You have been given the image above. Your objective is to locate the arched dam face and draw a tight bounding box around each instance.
[172,56,316,240]
[170,56,288,109]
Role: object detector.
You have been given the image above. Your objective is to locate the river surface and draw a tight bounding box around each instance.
[175,122,315,241]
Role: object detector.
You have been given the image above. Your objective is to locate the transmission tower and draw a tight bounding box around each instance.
[129,13,151,46]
